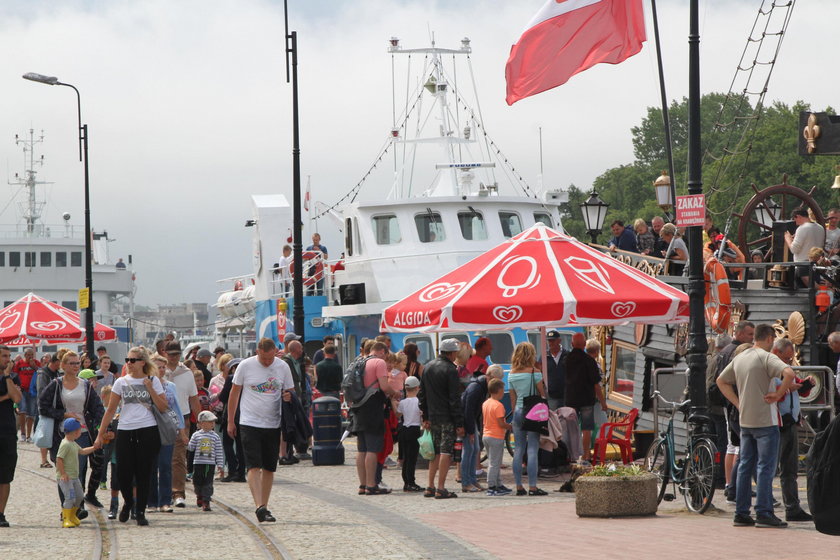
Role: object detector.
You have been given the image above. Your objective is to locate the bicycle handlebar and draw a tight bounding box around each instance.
[651,390,690,411]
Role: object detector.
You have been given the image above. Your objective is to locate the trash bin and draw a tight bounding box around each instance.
[311,396,345,466]
[633,430,655,460]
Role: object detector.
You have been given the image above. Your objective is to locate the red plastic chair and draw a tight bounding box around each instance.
[593,408,639,465]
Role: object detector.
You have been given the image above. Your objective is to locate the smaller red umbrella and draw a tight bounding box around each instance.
[0,293,117,345]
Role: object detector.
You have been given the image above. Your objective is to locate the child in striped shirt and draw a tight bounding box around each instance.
[188,411,224,511]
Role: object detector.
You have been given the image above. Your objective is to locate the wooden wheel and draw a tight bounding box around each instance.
[734,176,824,258]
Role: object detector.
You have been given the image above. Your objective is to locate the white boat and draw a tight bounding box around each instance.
[216,37,573,362]
[0,129,135,350]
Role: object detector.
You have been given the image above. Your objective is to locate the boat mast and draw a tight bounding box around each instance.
[9,129,51,236]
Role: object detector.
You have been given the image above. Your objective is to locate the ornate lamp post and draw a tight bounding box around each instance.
[580,191,609,243]
[23,72,94,357]
[653,170,674,213]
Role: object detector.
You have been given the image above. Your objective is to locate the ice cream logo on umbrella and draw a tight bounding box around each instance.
[496,256,541,298]
[419,282,466,303]
[31,321,66,332]
[492,305,523,323]
[610,302,636,318]
[0,311,21,331]
[563,257,614,294]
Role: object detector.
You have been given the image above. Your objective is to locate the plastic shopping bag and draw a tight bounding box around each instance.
[418,429,435,460]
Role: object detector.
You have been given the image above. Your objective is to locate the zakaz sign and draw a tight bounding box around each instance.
[675,194,706,227]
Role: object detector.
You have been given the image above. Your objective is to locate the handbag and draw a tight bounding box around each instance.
[150,402,180,446]
[33,380,59,448]
[522,370,549,435]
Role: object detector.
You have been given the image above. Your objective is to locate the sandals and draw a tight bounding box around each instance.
[423,487,436,498]
[461,486,482,493]
[40,462,53,469]
[435,489,458,499]
[364,486,392,495]
[358,485,366,495]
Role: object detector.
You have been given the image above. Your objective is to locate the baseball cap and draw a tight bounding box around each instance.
[546,330,561,340]
[196,348,212,358]
[197,410,218,423]
[284,332,301,343]
[165,341,182,355]
[439,338,460,353]
[404,376,421,389]
[63,418,81,433]
[79,369,96,380]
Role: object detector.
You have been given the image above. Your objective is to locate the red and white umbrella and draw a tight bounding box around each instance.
[381,223,688,333]
[0,293,117,345]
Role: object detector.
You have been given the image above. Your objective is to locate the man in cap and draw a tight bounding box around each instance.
[0,345,22,527]
[226,338,294,522]
[544,331,569,411]
[195,348,213,388]
[164,341,200,508]
[279,340,309,463]
[418,339,465,499]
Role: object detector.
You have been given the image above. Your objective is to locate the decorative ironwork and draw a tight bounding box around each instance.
[803,112,821,154]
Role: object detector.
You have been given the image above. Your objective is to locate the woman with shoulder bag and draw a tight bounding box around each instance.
[39,350,105,517]
[147,355,186,513]
[507,342,548,497]
[94,346,168,526]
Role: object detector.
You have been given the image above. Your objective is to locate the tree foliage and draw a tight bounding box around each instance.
[561,93,840,241]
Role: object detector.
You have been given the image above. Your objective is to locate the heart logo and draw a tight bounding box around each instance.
[419,282,466,303]
[0,311,21,331]
[31,321,66,332]
[492,305,523,323]
[611,302,636,318]
[96,331,107,340]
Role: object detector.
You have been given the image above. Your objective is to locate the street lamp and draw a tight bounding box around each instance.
[653,170,673,210]
[23,72,94,357]
[753,197,781,229]
[579,191,609,243]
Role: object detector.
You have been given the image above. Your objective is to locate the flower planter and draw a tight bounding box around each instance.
[575,472,659,517]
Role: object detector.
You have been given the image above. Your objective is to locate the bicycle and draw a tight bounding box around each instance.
[644,391,717,514]
[479,410,516,462]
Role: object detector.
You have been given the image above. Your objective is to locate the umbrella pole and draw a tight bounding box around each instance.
[539,326,548,389]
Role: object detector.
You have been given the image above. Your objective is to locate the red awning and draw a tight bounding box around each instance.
[0,293,117,344]
[381,223,688,333]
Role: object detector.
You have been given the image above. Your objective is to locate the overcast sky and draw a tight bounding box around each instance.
[0,0,836,306]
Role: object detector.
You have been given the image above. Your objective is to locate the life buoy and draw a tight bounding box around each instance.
[704,257,731,333]
[289,251,325,288]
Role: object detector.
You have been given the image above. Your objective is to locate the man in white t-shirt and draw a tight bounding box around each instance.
[227,337,294,523]
[717,323,795,529]
[164,341,200,508]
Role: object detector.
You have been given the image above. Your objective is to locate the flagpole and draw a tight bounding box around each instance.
[686,0,708,415]
[650,0,677,218]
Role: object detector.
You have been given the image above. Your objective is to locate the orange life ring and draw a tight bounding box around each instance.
[704,257,731,333]
[289,251,324,288]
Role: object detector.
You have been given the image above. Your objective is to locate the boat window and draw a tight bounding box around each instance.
[9,252,20,267]
[609,340,637,405]
[71,252,83,267]
[458,210,488,240]
[404,335,434,365]
[534,212,553,228]
[415,211,446,243]
[372,214,401,245]
[499,212,523,238]
[40,252,51,267]
[56,252,67,267]
[353,218,362,255]
[0,252,4,266]
[24,252,36,267]
[486,332,515,365]
[345,218,354,257]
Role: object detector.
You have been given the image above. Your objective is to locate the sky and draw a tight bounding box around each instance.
[0,0,837,306]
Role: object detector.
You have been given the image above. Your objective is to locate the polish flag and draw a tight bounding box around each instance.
[505,0,646,105]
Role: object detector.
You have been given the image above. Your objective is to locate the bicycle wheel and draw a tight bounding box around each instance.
[643,437,669,504]
[684,439,716,514]
[504,429,515,457]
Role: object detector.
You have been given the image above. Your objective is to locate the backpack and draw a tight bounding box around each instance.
[707,349,731,407]
[341,356,377,409]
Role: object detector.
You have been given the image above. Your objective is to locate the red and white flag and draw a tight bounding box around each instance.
[505,0,646,105]
[303,181,311,212]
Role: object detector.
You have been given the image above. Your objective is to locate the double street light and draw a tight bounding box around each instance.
[23,72,95,357]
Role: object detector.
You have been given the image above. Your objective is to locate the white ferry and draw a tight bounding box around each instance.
[0,129,135,350]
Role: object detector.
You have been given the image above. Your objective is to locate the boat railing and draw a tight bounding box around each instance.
[268,252,339,301]
[0,223,87,239]
[216,274,256,295]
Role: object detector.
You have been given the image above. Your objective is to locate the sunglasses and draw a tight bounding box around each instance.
[166,351,181,356]
[66,361,81,366]
[126,357,144,363]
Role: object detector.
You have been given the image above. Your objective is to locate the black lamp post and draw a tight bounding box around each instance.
[580,191,609,243]
[23,72,94,357]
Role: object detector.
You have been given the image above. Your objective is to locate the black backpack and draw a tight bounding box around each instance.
[807,414,840,534]
[340,356,376,408]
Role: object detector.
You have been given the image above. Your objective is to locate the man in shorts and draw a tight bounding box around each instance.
[353,342,396,494]
[565,333,606,464]
[0,345,22,527]
[227,338,294,522]
[419,338,464,499]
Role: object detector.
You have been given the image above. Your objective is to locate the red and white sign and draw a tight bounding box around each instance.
[0,292,117,344]
[505,0,646,105]
[381,223,688,333]
[675,194,706,228]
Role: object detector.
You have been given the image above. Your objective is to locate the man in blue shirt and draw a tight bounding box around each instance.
[608,220,639,253]
[305,233,328,295]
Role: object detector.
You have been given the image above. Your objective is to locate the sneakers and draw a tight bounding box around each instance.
[0,513,8,527]
[486,487,498,496]
[733,514,755,527]
[174,497,186,508]
[159,505,173,513]
[755,514,788,528]
[297,452,312,461]
[202,502,212,512]
[135,512,148,526]
[786,510,813,522]
[85,494,104,509]
[255,506,276,523]
[403,483,424,492]
[495,485,513,496]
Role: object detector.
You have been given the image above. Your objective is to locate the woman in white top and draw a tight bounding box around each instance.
[94,346,168,526]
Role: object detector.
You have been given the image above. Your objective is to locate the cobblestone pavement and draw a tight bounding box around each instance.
[2,441,832,559]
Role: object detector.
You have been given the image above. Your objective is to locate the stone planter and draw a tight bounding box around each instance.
[575,472,659,517]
